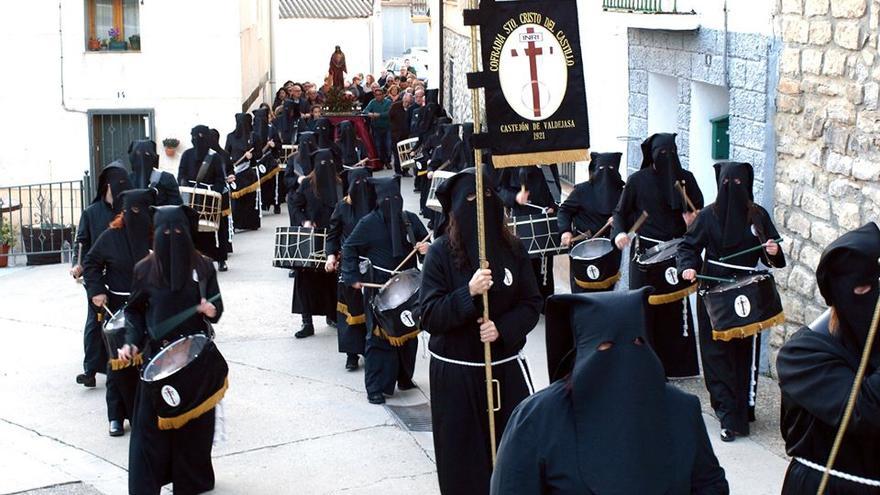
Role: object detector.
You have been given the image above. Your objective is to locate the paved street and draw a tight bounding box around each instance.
[0,173,789,494]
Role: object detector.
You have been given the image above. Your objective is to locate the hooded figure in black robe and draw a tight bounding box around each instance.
[74,162,132,386]
[420,168,542,495]
[777,223,880,494]
[284,132,318,227]
[326,167,375,370]
[226,113,261,231]
[421,124,464,228]
[491,288,729,494]
[124,205,224,495]
[130,140,181,206]
[252,108,283,214]
[341,177,429,403]
[612,133,704,378]
[498,164,563,304]
[177,125,228,265]
[337,120,361,167]
[314,117,341,162]
[274,98,303,145]
[677,162,785,440]
[209,128,234,260]
[290,149,341,336]
[82,188,155,436]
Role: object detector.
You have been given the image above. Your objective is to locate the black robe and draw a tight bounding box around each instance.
[289,179,339,317]
[341,210,428,395]
[612,168,704,378]
[490,380,730,494]
[677,205,785,434]
[177,149,229,262]
[124,257,223,495]
[420,237,542,495]
[253,124,284,211]
[82,227,140,423]
[75,200,116,376]
[327,200,368,355]
[226,133,261,231]
[777,325,880,494]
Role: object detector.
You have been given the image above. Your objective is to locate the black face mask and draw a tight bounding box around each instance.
[233,113,252,139]
[296,133,317,176]
[641,133,685,211]
[338,122,358,164]
[190,125,211,162]
[588,152,624,215]
[370,177,406,257]
[96,162,133,212]
[129,140,159,189]
[312,150,339,208]
[314,118,333,148]
[119,189,155,262]
[151,206,197,291]
[345,167,374,220]
[252,109,270,142]
[713,162,755,249]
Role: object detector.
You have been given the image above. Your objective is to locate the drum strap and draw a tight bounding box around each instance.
[195,150,216,185]
[429,350,535,396]
[359,256,396,275]
[540,166,561,205]
[794,457,880,487]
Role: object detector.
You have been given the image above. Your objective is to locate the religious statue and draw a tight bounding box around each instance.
[329,46,347,89]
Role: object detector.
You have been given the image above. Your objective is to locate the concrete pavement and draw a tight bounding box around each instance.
[0,172,789,494]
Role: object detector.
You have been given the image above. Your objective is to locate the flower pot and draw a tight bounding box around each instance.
[129,36,140,51]
[109,40,128,51]
[88,39,102,51]
[0,244,9,268]
[21,224,73,266]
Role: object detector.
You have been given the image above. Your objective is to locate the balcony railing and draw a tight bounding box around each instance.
[411,0,429,20]
[602,0,698,30]
[602,0,695,14]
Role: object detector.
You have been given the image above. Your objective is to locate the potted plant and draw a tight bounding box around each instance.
[21,196,73,266]
[0,223,16,268]
[162,138,180,158]
[108,28,127,51]
[129,34,141,51]
[88,37,102,51]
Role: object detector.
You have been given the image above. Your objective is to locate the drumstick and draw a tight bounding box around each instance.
[150,293,222,340]
[569,218,613,245]
[628,211,649,236]
[231,147,255,168]
[696,274,736,284]
[718,238,784,262]
[359,282,385,289]
[385,233,433,285]
[674,181,698,213]
[524,203,550,214]
[343,157,371,170]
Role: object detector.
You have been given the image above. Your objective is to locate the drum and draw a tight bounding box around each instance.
[396,137,420,169]
[425,170,456,212]
[569,238,622,291]
[634,238,696,305]
[179,186,222,232]
[371,269,422,346]
[282,144,297,162]
[703,273,785,341]
[141,333,229,430]
[273,227,328,269]
[507,213,567,259]
[102,308,144,370]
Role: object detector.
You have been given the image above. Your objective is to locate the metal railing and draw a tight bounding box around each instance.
[558,162,577,186]
[602,0,688,13]
[0,173,90,266]
[411,0,429,18]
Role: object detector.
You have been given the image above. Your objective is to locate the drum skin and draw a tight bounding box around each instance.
[508,213,567,259]
[371,269,422,346]
[273,227,328,270]
[141,335,229,430]
[703,273,785,341]
[569,239,621,290]
[634,238,696,305]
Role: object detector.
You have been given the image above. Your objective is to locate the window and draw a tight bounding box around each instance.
[88,110,154,180]
[85,0,141,52]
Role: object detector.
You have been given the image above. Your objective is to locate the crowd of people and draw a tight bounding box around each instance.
[65,56,880,494]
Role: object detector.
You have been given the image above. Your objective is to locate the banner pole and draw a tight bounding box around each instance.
[466,0,498,466]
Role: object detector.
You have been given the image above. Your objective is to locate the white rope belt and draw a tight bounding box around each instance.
[105,287,131,296]
[359,256,396,275]
[638,235,666,244]
[429,350,534,395]
[795,457,880,487]
[707,259,756,271]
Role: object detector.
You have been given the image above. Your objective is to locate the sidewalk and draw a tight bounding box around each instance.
[0,172,788,494]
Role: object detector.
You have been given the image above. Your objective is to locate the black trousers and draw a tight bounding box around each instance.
[364,333,417,395]
[83,299,108,376]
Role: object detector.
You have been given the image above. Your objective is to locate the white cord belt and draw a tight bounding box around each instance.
[359,256,396,275]
[429,350,534,395]
[795,457,880,487]
[105,286,131,296]
[638,235,666,244]
[707,259,757,271]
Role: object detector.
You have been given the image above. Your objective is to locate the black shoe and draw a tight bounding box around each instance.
[345,354,359,371]
[109,420,124,437]
[295,324,315,338]
[76,373,96,388]
[368,392,386,404]
[274,206,282,215]
[326,316,337,328]
[748,409,756,423]
[398,380,417,391]
[720,429,735,442]
[218,261,228,272]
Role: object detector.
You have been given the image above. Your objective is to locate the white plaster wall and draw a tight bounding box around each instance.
[647,73,679,135]
[689,81,730,204]
[697,0,774,36]
[273,18,376,85]
[0,0,250,185]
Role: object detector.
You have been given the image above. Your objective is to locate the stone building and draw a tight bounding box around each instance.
[770,0,880,373]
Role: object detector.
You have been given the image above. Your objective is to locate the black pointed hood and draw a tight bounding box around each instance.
[190,125,211,162]
[369,176,406,257]
[816,222,880,361]
[460,122,476,168]
[712,161,755,249]
[588,152,625,215]
[94,161,132,211]
[640,133,685,211]
[151,205,199,291]
[314,118,334,148]
[119,188,156,262]
[545,288,672,494]
[312,149,339,208]
[295,132,317,175]
[252,108,270,143]
[233,112,252,139]
[129,139,159,189]
[338,121,358,165]
[342,167,375,220]
[430,124,461,168]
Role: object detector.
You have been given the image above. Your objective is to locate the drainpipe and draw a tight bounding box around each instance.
[58,0,87,114]
[438,0,445,105]
[268,0,275,98]
[722,0,729,87]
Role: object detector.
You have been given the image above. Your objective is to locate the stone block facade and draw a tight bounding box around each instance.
[627,28,779,208]
[771,0,880,375]
[442,29,475,122]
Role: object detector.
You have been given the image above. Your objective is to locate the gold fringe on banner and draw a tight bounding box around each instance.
[258,167,282,184]
[230,181,260,199]
[491,148,589,169]
[648,284,697,305]
[574,272,621,290]
[373,326,420,347]
[712,311,785,342]
[109,353,144,371]
[336,302,366,325]
[157,377,229,431]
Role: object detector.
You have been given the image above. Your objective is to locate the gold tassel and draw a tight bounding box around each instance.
[574,272,621,290]
[373,326,420,346]
[417,170,428,177]
[336,302,366,326]
[712,311,786,342]
[108,352,144,371]
[221,208,231,217]
[157,377,229,431]
[648,284,697,305]
[491,149,589,169]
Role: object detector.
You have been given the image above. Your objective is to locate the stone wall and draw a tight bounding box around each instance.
[627,28,778,207]
[770,0,880,374]
[442,28,474,122]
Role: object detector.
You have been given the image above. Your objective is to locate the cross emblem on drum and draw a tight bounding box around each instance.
[511,26,546,118]
[734,295,751,318]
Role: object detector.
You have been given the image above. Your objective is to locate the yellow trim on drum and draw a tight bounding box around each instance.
[157,377,229,431]
[417,170,428,177]
[373,326,421,347]
[648,283,697,305]
[574,272,621,290]
[109,352,143,371]
[230,181,260,199]
[712,311,786,342]
[336,302,366,325]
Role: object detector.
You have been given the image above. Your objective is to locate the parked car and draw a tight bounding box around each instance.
[384,58,428,83]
